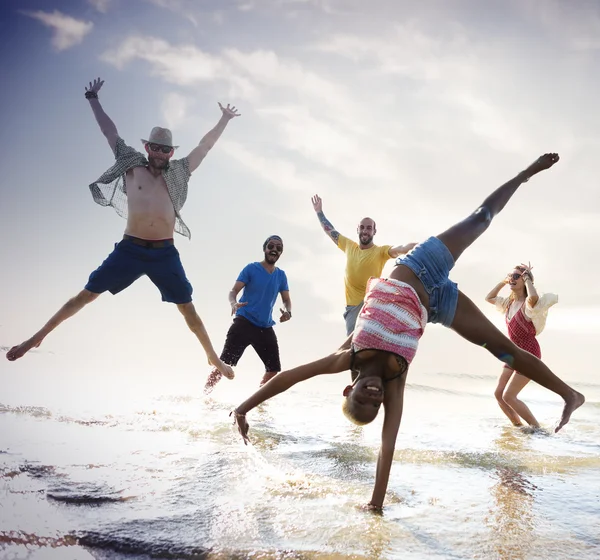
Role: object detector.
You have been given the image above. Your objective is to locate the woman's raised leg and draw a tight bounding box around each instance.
[437,153,559,262]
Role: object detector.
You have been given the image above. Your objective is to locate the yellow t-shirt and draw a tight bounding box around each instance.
[338,234,393,306]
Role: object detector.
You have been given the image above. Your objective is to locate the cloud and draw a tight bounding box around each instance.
[88,0,111,13]
[161,93,190,131]
[516,0,600,51]
[143,0,200,26]
[22,10,93,51]
[101,37,414,186]
[101,36,257,99]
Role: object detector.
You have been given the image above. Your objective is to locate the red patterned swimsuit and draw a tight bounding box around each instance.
[506,303,541,359]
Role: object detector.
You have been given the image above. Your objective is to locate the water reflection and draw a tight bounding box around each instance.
[486,428,537,560]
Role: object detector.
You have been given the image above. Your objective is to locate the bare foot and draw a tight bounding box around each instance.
[526,153,560,176]
[555,390,585,433]
[6,338,42,361]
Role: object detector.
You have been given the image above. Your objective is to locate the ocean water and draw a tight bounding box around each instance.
[1,352,599,560]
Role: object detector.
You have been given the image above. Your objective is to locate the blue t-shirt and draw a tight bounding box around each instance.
[236,262,289,328]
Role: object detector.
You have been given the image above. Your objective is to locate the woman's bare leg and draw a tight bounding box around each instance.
[451,291,584,432]
[494,367,523,426]
[437,154,559,262]
[503,373,539,428]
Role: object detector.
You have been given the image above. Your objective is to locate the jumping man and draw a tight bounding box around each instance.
[6,77,238,378]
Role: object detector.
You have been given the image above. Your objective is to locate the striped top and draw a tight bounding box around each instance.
[352,277,428,364]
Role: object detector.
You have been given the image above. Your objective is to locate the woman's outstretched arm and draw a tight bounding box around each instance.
[233,348,352,443]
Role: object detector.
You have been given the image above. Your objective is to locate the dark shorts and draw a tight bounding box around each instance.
[396,236,458,327]
[220,316,281,372]
[85,237,193,304]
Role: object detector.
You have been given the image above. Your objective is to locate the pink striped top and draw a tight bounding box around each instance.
[352,278,428,364]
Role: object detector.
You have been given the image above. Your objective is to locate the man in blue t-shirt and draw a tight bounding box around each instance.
[204,235,292,393]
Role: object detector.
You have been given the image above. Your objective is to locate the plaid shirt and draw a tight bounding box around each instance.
[88,137,192,239]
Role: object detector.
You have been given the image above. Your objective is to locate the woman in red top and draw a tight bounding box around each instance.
[485,264,556,428]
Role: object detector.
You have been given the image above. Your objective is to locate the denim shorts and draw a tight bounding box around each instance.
[343,301,364,336]
[396,236,458,327]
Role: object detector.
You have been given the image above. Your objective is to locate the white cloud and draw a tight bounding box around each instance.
[101,36,257,99]
[23,10,93,51]
[88,0,111,13]
[161,93,190,131]
[143,0,199,26]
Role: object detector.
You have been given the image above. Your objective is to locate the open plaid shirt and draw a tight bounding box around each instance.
[88,137,192,239]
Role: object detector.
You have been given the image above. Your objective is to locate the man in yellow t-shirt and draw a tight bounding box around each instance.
[311,194,416,335]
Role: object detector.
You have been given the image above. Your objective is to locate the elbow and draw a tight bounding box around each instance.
[484,297,494,305]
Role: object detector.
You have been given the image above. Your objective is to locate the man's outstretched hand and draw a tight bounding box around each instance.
[219,103,241,120]
[231,410,250,445]
[85,77,104,95]
[311,194,323,213]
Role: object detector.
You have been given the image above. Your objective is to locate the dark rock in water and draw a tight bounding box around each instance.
[19,463,61,478]
[79,531,209,559]
[47,481,131,505]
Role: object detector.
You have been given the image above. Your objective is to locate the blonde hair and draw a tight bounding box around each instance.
[341,397,374,426]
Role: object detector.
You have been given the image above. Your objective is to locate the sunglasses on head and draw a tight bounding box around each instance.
[148,143,173,154]
[267,243,283,252]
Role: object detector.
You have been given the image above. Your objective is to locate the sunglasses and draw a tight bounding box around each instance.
[148,143,173,154]
[267,243,283,252]
[508,272,523,281]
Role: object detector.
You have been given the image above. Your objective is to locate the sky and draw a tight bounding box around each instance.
[1,0,599,392]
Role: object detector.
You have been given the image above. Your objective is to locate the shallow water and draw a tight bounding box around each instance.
[1,356,599,559]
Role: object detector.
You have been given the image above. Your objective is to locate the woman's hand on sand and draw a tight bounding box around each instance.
[359,502,383,515]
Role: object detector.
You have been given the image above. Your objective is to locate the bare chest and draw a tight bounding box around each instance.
[125,167,173,207]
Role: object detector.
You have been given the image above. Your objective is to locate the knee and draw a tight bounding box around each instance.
[503,392,519,407]
[177,302,195,316]
[75,290,98,305]
[494,387,506,402]
[177,302,202,325]
[471,205,493,228]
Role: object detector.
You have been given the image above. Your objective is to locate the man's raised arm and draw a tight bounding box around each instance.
[85,78,119,153]
[187,103,241,173]
[311,194,341,245]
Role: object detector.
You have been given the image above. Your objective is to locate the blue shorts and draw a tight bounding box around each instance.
[85,238,193,304]
[396,236,458,327]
